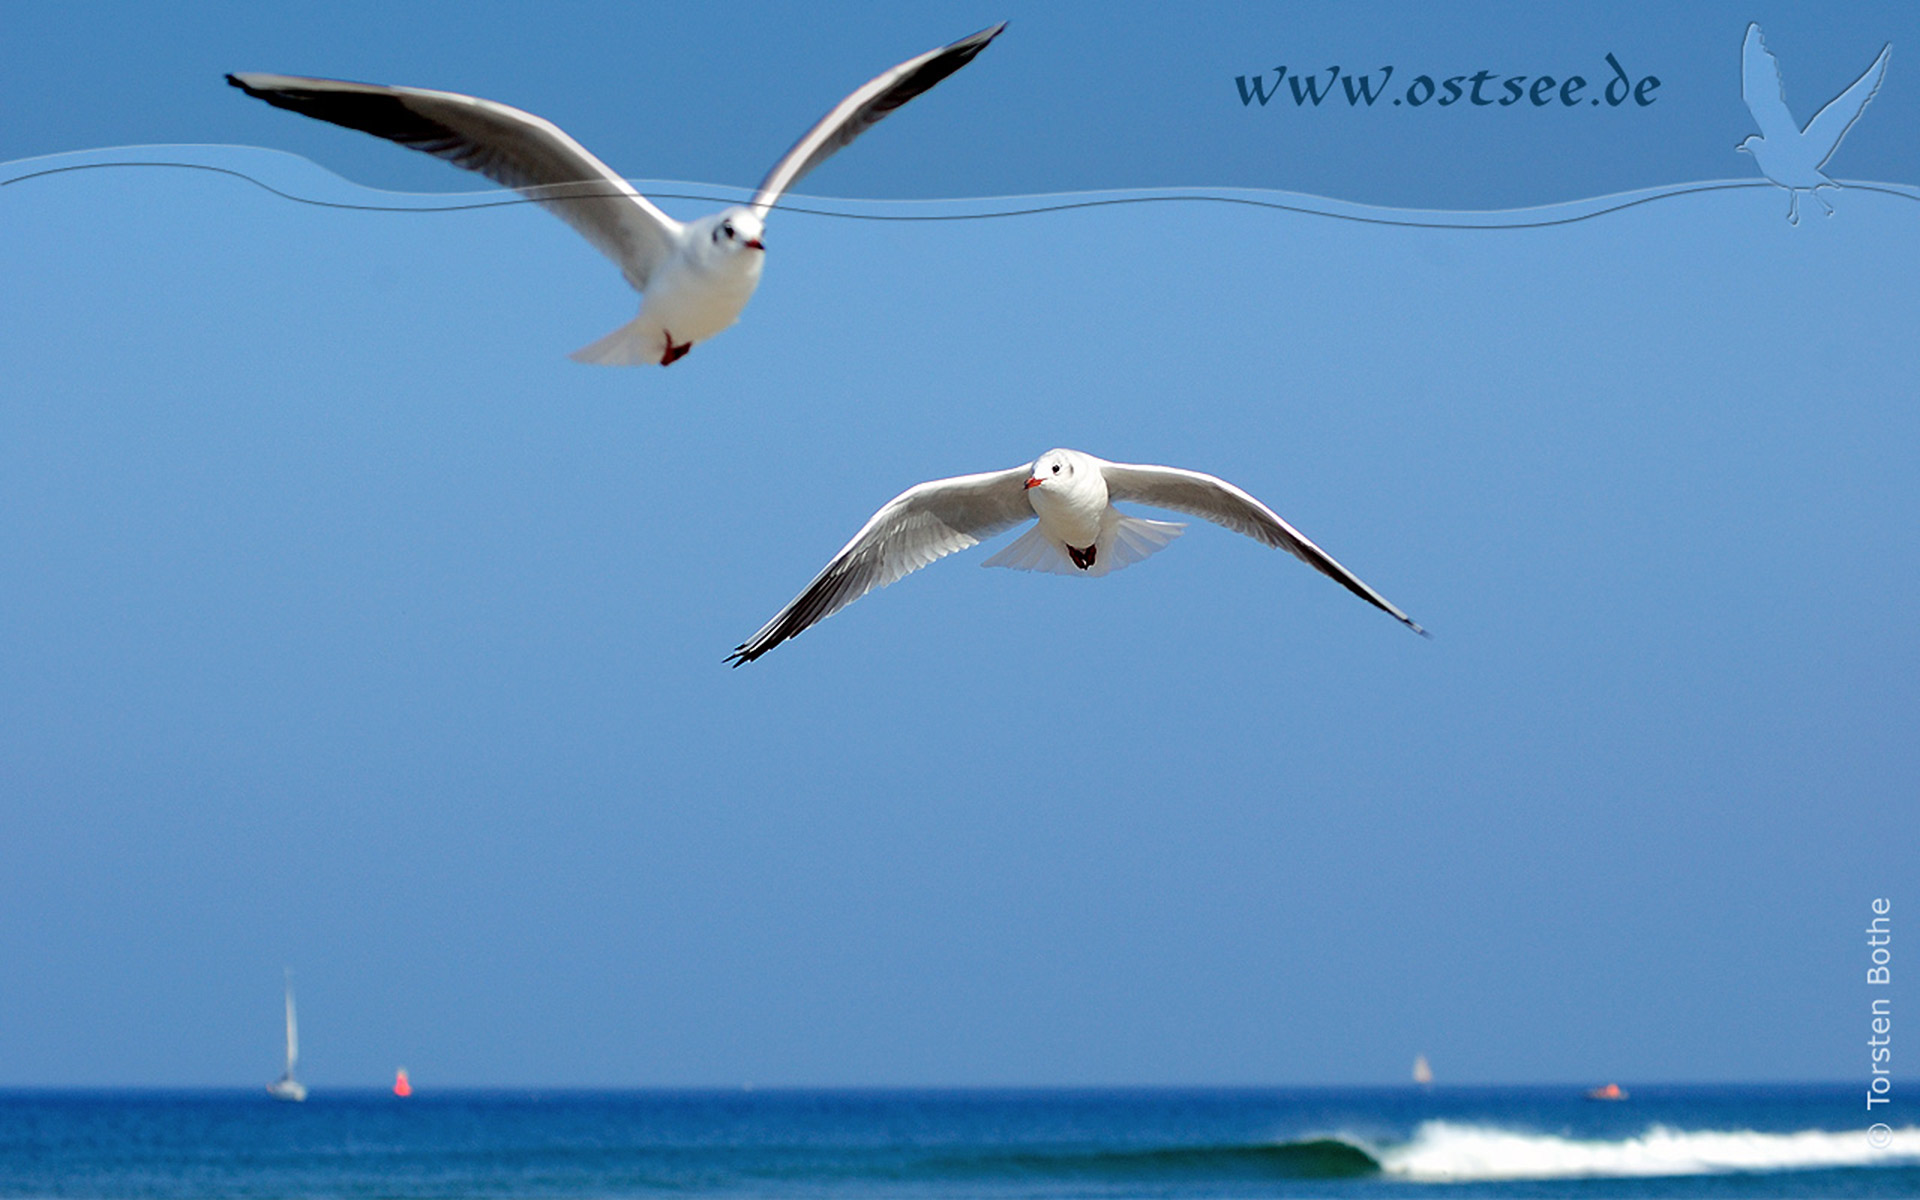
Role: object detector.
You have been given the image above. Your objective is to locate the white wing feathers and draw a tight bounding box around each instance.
[225,73,682,290]
[749,23,1006,219]
[729,466,1033,664]
[1101,461,1427,635]
[228,26,1004,285]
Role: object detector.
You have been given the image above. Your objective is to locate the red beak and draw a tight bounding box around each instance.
[1024,477,1043,489]
[745,238,765,251]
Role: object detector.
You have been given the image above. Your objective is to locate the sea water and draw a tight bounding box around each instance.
[0,1086,1914,1198]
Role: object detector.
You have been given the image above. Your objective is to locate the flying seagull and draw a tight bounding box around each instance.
[729,448,1425,664]
[228,24,1005,365]
[1738,23,1890,224]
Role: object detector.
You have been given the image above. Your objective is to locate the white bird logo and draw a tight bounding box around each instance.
[1737,23,1890,225]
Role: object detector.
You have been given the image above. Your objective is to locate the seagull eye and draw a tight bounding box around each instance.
[1051,464,1060,474]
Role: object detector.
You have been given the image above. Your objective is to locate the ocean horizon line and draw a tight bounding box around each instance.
[0,1079,1868,1095]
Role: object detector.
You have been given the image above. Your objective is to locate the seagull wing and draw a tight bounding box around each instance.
[747,23,1005,220]
[1100,461,1426,636]
[1803,43,1891,168]
[729,465,1033,664]
[227,73,681,290]
[1741,24,1799,140]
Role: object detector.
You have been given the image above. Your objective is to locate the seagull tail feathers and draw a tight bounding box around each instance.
[981,525,1081,575]
[981,516,1184,577]
[569,315,668,366]
[1098,515,1185,576]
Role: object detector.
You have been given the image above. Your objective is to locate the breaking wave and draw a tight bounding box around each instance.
[913,1124,1920,1184]
[1375,1120,1920,1181]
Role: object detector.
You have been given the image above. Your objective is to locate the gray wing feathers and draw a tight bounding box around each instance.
[1741,25,1798,139]
[749,23,1005,217]
[729,466,1033,663]
[226,73,680,289]
[1101,462,1426,635]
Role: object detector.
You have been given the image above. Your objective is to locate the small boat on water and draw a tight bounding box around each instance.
[393,1068,412,1098]
[1412,1055,1433,1087]
[1586,1082,1628,1101]
[266,970,307,1102]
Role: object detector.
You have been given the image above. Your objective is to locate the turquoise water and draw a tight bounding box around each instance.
[1,1087,1914,1198]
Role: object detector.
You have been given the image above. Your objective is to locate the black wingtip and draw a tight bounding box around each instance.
[227,72,275,93]
[952,22,1008,54]
[226,73,277,101]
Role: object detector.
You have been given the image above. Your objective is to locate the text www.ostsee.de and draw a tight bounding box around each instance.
[1235,54,1661,110]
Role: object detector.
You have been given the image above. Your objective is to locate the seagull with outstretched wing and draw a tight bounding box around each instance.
[1738,23,1890,224]
[229,24,1005,364]
[728,448,1425,664]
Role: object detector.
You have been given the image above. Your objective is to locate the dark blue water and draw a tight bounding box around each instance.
[0,1086,1913,1199]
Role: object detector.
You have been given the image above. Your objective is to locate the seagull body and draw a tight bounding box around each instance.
[574,209,766,366]
[729,448,1425,664]
[227,23,1004,364]
[1738,23,1890,224]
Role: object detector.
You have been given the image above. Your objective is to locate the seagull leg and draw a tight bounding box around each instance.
[1814,183,1837,218]
[1786,190,1801,226]
[660,332,692,366]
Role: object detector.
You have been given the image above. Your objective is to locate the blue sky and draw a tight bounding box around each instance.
[4,0,1918,205]
[1,1,1915,1088]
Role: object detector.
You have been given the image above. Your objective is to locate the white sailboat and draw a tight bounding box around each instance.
[266,969,308,1102]
[1412,1054,1434,1087]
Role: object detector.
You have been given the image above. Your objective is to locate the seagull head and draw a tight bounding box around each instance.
[1025,449,1083,490]
[709,207,766,253]
[1735,135,1760,154]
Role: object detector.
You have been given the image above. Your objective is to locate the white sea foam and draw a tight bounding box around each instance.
[1375,1120,1920,1181]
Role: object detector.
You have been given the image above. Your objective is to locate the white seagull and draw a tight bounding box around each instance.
[1738,23,1890,225]
[228,24,1004,365]
[729,448,1425,664]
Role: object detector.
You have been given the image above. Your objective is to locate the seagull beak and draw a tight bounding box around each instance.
[1024,477,1044,489]
[745,238,765,251]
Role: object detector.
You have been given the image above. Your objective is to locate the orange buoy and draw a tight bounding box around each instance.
[393,1068,412,1098]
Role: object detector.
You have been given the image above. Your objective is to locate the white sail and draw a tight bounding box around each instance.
[1413,1054,1434,1086]
[284,971,298,1075]
[267,969,308,1102]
